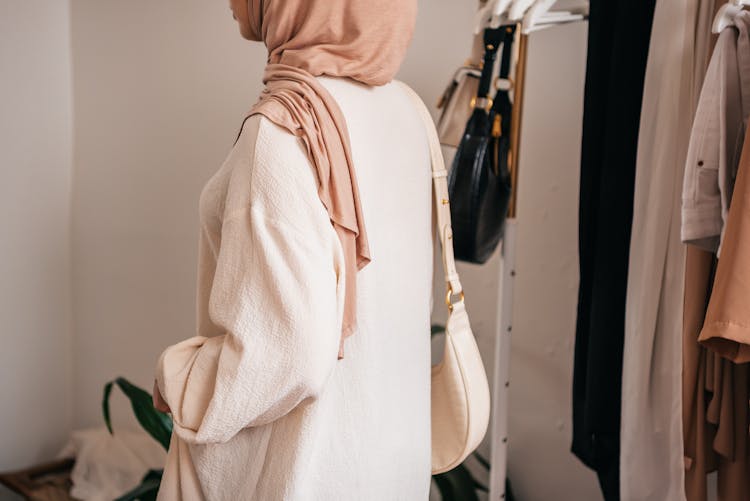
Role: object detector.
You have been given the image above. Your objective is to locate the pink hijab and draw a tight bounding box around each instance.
[240,0,418,359]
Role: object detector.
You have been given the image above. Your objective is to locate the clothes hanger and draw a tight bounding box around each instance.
[713,0,750,33]
[508,0,536,21]
[475,0,588,33]
[521,0,588,34]
[474,0,515,32]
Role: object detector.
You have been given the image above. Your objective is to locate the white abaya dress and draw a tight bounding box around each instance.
[153,76,434,500]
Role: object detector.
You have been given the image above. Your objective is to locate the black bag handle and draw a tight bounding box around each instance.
[492,25,516,113]
[475,27,505,108]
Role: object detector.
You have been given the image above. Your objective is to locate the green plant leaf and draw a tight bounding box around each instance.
[102,381,114,435]
[432,464,480,501]
[472,450,490,470]
[102,377,173,450]
[432,474,455,500]
[114,469,162,501]
[459,464,485,494]
[474,479,489,492]
[114,468,163,501]
[141,468,164,482]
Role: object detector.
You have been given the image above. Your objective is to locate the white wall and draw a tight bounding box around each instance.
[68,0,265,431]
[0,0,74,493]
[507,22,599,500]
[0,1,599,499]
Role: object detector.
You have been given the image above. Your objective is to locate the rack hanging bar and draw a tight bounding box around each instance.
[523,12,588,33]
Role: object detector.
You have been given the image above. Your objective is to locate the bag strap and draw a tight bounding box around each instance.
[476,27,505,104]
[395,80,464,304]
[489,25,516,175]
[491,25,515,116]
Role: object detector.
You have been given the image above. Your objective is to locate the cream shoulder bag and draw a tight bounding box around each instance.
[395,80,492,474]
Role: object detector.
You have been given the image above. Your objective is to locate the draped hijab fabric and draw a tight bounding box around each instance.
[238,0,418,359]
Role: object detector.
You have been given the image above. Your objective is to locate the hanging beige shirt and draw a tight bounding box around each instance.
[153,76,435,500]
[681,11,750,254]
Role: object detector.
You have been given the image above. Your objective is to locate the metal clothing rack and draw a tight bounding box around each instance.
[479,4,589,500]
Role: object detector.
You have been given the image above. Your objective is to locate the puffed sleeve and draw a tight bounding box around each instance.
[154,120,346,445]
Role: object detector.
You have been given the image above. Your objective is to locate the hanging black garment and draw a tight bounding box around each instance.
[571,1,657,500]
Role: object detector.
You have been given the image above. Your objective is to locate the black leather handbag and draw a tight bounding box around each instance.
[447,24,515,264]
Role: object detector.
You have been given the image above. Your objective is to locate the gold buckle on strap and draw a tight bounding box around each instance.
[470,95,493,112]
[445,285,465,312]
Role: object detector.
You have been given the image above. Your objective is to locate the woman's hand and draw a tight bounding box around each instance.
[153,379,171,414]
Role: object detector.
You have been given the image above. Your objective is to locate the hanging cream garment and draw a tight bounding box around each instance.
[619,0,715,499]
[153,76,434,500]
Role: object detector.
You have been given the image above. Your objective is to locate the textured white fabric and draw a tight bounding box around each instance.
[153,75,434,500]
[619,1,714,499]
[56,427,167,501]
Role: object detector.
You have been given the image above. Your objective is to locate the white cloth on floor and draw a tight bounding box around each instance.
[56,426,166,501]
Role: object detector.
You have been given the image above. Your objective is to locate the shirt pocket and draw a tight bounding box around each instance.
[694,159,720,209]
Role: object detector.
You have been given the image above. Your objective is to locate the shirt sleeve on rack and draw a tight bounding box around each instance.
[681,27,744,254]
[154,119,346,446]
[681,30,726,252]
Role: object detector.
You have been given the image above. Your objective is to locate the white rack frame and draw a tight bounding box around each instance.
[484,10,587,500]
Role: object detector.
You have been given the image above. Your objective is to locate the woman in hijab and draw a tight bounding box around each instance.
[152,0,435,498]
